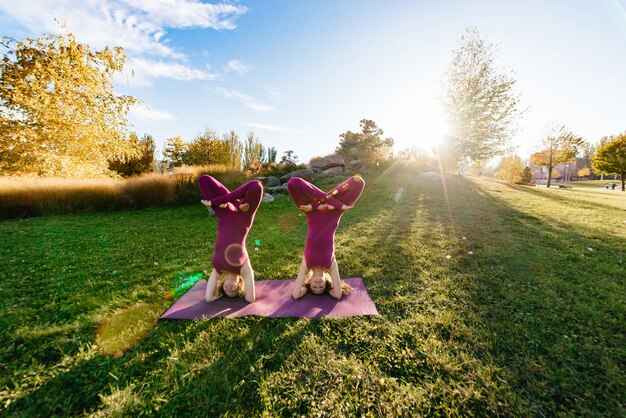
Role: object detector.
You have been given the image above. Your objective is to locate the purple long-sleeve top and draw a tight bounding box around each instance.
[287,176,365,269]
[198,176,263,275]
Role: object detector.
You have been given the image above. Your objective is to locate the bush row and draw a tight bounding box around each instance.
[0,165,248,219]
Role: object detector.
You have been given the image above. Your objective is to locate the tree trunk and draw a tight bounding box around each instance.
[621,172,625,191]
[547,166,553,188]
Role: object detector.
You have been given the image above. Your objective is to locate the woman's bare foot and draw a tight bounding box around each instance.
[239,202,250,212]
[219,203,228,209]
[299,204,313,212]
[201,199,212,207]
[340,204,354,211]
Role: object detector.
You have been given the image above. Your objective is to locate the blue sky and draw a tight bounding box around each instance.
[1,0,625,164]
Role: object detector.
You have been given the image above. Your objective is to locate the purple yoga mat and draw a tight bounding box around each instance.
[160,278,378,319]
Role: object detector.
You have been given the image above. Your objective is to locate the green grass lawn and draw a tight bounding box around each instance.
[1,173,624,416]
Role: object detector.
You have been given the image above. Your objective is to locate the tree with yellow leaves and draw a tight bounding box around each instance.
[593,133,626,191]
[0,32,137,177]
[531,125,582,188]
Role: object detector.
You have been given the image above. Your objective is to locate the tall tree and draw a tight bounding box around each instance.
[185,128,230,166]
[531,125,583,188]
[336,119,394,167]
[592,133,626,191]
[442,27,523,169]
[280,150,299,166]
[267,146,278,163]
[222,130,243,169]
[0,32,137,177]
[163,136,187,167]
[243,131,262,168]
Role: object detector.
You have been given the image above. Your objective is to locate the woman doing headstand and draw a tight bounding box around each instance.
[198,175,263,303]
[287,175,365,300]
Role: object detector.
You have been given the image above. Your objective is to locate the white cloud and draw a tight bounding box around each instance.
[211,87,273,112]
[224,59,251,75]
[246,123,306,134]
[0,0,247,81]
[264,86,284,101]
[121,57,220,86]
[121,0,247,30]
[129,103,177,122]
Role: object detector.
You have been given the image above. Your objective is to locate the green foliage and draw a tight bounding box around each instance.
[1,175,624,416]
[442,27,523,166]
[531,125,583,188]
[0,32,137,177]
[267,146,278,163]
[592,133,626,191]
[336,119,394,167]
[279,150,299,169]
[109,133,156,177]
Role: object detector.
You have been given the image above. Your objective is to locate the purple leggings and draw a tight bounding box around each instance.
[198,176,263,274]
[287,176,365,269]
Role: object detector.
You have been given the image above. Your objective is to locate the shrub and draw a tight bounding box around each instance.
[0,164,249,219]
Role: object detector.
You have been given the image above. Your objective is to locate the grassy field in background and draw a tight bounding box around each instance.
[1,173,624,416]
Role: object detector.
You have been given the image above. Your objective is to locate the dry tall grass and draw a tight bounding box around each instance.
[0,165,249,218]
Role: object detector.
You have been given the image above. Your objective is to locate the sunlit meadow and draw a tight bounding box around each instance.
[1,171,624,416]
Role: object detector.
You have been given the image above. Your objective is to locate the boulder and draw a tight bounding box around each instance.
[262,193,275,203]
[280,168,316,183]
[322,166,345,174]
[310,154,345,172]
[256,176,281,187]
[266,185,289,194]
[347,159,363,170]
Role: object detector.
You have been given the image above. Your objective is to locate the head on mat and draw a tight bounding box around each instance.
[306,267,353,296]
[216,271,246,298]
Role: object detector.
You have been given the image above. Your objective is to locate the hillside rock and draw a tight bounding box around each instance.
[310,155,345,172]
[280,168,316,183]
[256,176,281,187]
[347,159,363,170]
[322,166,346,174]
[266,185,289,194]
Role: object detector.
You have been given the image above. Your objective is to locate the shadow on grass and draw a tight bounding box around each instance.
[500,182,624,212]
[437,177,625,415]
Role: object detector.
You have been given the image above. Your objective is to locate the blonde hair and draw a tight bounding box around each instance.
[215,272,246,298]
[306,269,353,296]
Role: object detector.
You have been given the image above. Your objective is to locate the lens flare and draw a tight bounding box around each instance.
[225,243,245,266]
[164,271,205,300]
[393,187,405,202]
[96,303,161,356]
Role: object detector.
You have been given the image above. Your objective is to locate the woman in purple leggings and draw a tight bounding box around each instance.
[287,175,365,300]
[198,175,263,303]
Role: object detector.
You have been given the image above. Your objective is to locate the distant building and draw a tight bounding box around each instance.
[529,162,575,183]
